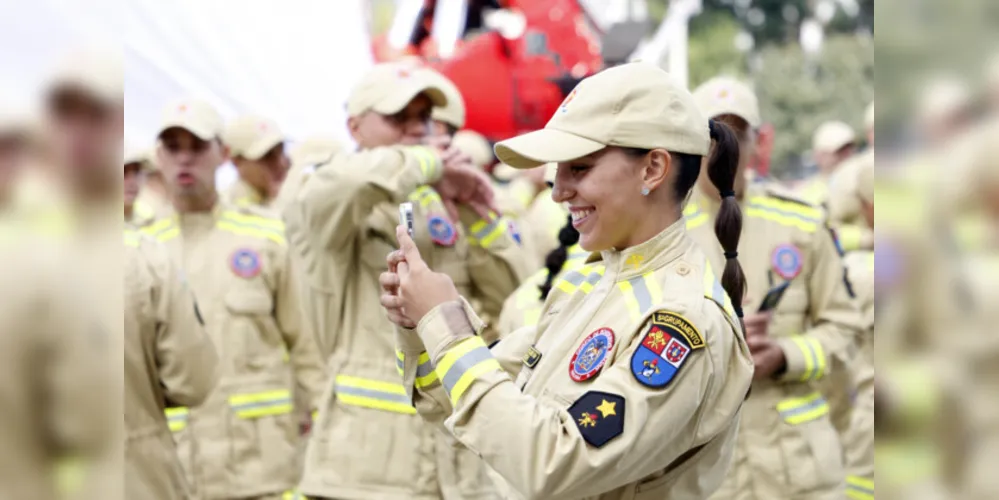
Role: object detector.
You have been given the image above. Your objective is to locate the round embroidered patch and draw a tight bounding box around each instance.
[771,244,803,280]
[230,248,262,279]
[428,215,457,246]
[569,328,616,382]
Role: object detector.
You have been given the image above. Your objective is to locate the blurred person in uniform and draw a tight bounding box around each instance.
[916,76,973,146]
[124,146,157,226]
[839,160,875,498]
[797,120,857,208]
[826,102,875,253]
[284,62,527,500]
[144,98,326,500]
[136,148,172,218]
[272,135,343,213]
[380,62,754,499]
[0,104,33,209]
[40,48,127,500]
[688,77,864,500]
[124,228,219,500]
[221,115,290,209]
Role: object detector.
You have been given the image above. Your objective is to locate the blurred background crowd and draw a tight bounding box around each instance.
[1,0,999,499]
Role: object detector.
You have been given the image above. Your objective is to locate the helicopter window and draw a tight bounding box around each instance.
[525,31,549,55]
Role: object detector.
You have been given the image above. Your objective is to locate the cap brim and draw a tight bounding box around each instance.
[157,121,216,141]
[494,128,604,169]
[372,84,448,115]
[242,132,285,161]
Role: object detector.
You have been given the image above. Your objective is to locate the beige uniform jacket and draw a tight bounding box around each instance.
[273,148,340,214]
[826,150,875,253]
[685,186,863,499]
[125,229,219,500]
[283,146,529,499]
[0,221,117,500]
[497,243,589,335]
[842,249,874,493]
[141,204,327,499]
[224,178,268,209]
[396,220,754,499]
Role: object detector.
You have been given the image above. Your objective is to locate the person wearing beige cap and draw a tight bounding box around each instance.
[797,120,857,207]
[124,146,157,226]
[378,62,753,499]
[221,114,290,209]
[686,77,863,500]
[827,103,876,253]
[143,98,327,500]
[283,61,528,500]
[838,160,875,500]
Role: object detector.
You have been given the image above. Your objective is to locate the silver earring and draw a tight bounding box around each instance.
[641,187,650,196]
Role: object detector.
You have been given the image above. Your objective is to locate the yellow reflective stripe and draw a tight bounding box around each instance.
[643,272,663,310]
[617,280,642,321]
[141,218,173,236]
[123,230,141,247]
[408,185,441,207]
[165,407,189,432]
[812,337,827,379]
[468,212,507,247]
[216,220,286,246]
[415,351,438,389]
[409,147,438,180]
[747,196,823,220]
[335,375,416,414]
[436,336,502,405]
[846,476,874,500]
[682,203,699,216]
[745,207,818,232]
[837,225,862,252]
[283,489,306,500]
[228,390,294,418]
[776,391,829,424]
[221,209,285,231]
[790,336,817,381]
[704,260,737,319]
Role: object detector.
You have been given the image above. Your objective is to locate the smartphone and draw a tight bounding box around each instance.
[398,202,415,239]
[757,281,791,313]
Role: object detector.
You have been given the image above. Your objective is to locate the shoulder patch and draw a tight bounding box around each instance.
[568,328,615,382]
[771,244,804,280]
[631,312,702,388]
[230,248,262,278]
[428,214,458,246]
[523,345,542,369]
[567,391,625,448]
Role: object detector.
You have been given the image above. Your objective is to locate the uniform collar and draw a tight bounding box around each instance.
[598,218,691,281]
[230,178,264,206]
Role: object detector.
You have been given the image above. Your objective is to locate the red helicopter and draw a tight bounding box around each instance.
[372,0,609,142]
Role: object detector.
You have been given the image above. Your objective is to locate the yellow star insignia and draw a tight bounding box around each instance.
[625,254,644,269]
[596,399,617,418]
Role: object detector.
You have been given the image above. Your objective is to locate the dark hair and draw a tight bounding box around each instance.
[538,215,581,300]
[630,124,747,327]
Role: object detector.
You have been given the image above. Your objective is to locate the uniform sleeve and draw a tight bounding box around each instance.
[775,227,864,383]
[284,146,442,358]
[833,223,874,253]
[146,242,219,408]
[406,299,750,499]
[274,247,328,410]
[458,206,533,344]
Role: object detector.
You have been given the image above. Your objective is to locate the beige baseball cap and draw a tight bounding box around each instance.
[47,49,123,104]
[692,76,761,128]
[812,120,857,153]
[157,99,224,140]
[422,69,466,129]
[451,130,492,168]
[495,63,709,169]
[223,115,285,160]
[124,145,151,170]
[347,62,448,118]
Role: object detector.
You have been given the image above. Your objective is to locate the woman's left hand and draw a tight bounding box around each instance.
[380,225,461,327]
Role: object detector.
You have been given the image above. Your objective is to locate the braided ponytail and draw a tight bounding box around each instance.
[538,215,580,300]
[706,119,747,329]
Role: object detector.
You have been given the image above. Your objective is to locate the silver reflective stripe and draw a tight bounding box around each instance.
[712,279,727,310]
[560,271,587,287]
[441,346,493,393]
[473,218,502,239]
[746,202,818,223]
[585,271,603,286]
[336,384,412,405]
[416,358,435,379]
[629,275,653,316]
[396,356,404,371]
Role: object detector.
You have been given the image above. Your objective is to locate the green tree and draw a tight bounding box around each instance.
[688,12,749,85]
[754,34,874,178]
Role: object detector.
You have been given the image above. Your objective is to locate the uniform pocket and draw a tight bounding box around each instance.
[227,387,298,487]
[776,391,844,494]
[224,290,277,370]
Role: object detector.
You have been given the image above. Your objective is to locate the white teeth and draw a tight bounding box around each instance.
[571,209,593,222]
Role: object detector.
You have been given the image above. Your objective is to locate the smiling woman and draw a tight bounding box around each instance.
[381,62,755,499]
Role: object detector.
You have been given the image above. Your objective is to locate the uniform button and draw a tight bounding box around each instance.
[676,264,691,276]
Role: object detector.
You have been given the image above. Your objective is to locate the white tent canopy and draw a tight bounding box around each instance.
[2,0,373,189]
